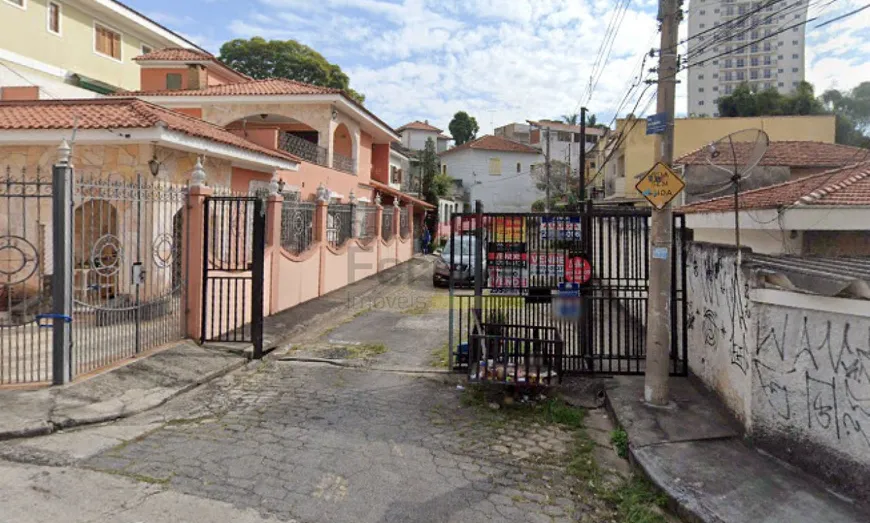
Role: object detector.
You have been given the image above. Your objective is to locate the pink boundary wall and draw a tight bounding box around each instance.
[186,190,417,341]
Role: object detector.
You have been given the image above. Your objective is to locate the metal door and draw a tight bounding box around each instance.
[201,196,265,358]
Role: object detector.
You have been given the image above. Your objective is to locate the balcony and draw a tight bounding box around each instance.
[279,131,356,175]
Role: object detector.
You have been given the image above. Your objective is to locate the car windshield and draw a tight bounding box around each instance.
[443,237,475,257]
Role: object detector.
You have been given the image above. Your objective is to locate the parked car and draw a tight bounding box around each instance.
[433,235,487,287]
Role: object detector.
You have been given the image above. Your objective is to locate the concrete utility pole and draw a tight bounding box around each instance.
[644,0,681,406]
[544,127,551,212]
[579,107,587,201]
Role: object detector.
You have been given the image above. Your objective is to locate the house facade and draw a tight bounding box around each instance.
[439,135,543,212]
[675,140,869,204]
[682,161,870,256]
[396,120,451,153]
[0,0,200,98]
[600,114,837,201]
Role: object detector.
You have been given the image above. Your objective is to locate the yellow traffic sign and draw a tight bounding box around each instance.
[635,162,686,209]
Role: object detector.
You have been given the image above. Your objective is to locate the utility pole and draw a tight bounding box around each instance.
[579,107,587,201]
[567,142,571,201]
[544,126,551,212]
[644,0,681,406]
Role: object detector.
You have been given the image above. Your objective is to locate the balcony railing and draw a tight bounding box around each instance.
[332,152,356,175]
[278,132,356,175]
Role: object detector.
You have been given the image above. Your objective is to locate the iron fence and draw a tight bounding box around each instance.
[400,207,410,239]
[357,204,377,243]
[281,200,316,254]
[469,322,563,386]
[71,174,187,378]
[327,204,353,248]
[381,206,395,241]
[278,132,327,167]
[0,166,53,385]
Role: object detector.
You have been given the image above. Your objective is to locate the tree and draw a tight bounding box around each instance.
[448,111,479,145]
[218,37,365,103]
[716,81,870,146]
[530,160,579,210]
[561,113,579,125]
[419,138,450,229]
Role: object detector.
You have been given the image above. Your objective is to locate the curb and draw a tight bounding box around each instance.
[0,357,248,441]
[603,390,711,523]
[276,356,453,374]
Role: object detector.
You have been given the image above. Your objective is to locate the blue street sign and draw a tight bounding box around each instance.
[647,113,667,135]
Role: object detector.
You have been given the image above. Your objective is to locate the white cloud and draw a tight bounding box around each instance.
[213,0,869,130]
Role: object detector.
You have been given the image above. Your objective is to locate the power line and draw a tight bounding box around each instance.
[813,2,869,27]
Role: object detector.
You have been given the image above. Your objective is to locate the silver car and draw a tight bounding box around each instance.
[433,236,486,287]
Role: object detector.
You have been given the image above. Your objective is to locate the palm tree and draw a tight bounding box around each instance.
[561,113,579,126]
[586,113,598,127]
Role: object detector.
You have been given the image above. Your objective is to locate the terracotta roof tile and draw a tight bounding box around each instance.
[115,78,339,97]
[133,47,252,81]
[396,120,443,133]
[0,98,299,164]
[682,161,870,213]
[675,141,869,168]
[439,135,540,156]
[134,47,214,62]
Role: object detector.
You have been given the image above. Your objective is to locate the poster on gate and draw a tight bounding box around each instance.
[540,216,582,241]
[565,256,593,284]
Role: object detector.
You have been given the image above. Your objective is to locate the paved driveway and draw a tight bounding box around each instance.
[80,268,591,523]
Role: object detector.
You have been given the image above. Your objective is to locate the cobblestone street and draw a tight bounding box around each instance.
[1,264,634,523]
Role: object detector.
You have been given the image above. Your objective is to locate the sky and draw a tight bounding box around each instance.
[129,0,870,134]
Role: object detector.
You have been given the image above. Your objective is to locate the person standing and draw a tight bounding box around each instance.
[422,225,432,255]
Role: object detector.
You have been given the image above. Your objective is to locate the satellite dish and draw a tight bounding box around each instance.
[697,129,770,267]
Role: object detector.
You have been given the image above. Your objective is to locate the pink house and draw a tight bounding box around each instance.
[123,49,428,215]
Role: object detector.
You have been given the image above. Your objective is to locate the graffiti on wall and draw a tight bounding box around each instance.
[688,249,751,374]
[755,311,870,450]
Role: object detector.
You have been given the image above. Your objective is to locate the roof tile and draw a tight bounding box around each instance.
[675,141,869,168]
[439,135,540,156]
[682,161,870,213]
[115,78,339,97]
[0,98,299,164]
[396,120,443,133]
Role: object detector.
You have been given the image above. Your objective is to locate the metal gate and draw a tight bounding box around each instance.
[201,196,265,358]
[448,204,687,380]
[71,173,188,377]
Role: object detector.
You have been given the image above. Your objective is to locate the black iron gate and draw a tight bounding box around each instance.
[448,204,687,381]
[201,196,266,358]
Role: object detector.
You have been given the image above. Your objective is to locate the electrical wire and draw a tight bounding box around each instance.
[580,0,632,106]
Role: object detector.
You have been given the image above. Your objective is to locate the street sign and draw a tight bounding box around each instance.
[635,162,686,209]
[646,113,667,135]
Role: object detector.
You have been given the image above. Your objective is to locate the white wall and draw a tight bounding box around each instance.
[692,227,803,255]
[440,148,544,212]
[402,129,440,151]
[687,242,870,502]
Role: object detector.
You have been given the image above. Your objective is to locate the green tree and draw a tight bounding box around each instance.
[561,113,579,125]
[419,138,448,229]
[448,111,479,145]
[218,37,365,103]
[716,81,870,146]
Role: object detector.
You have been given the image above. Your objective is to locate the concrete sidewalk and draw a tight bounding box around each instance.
[606,376,868,523]
[0,341,246,441]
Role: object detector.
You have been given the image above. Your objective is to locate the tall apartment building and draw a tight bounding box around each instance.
[687,0,809,116]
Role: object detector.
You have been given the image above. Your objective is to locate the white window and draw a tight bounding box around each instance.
[46,1,60,35]
[3,0,25,10]
[94,22,122,61]
[141,44,153,56]
[488,158,502,175]
[166,73,183,90]
[516,162,521,173]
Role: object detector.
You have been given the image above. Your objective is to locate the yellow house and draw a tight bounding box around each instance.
[599,114,837,201]
[0,0,200,98]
